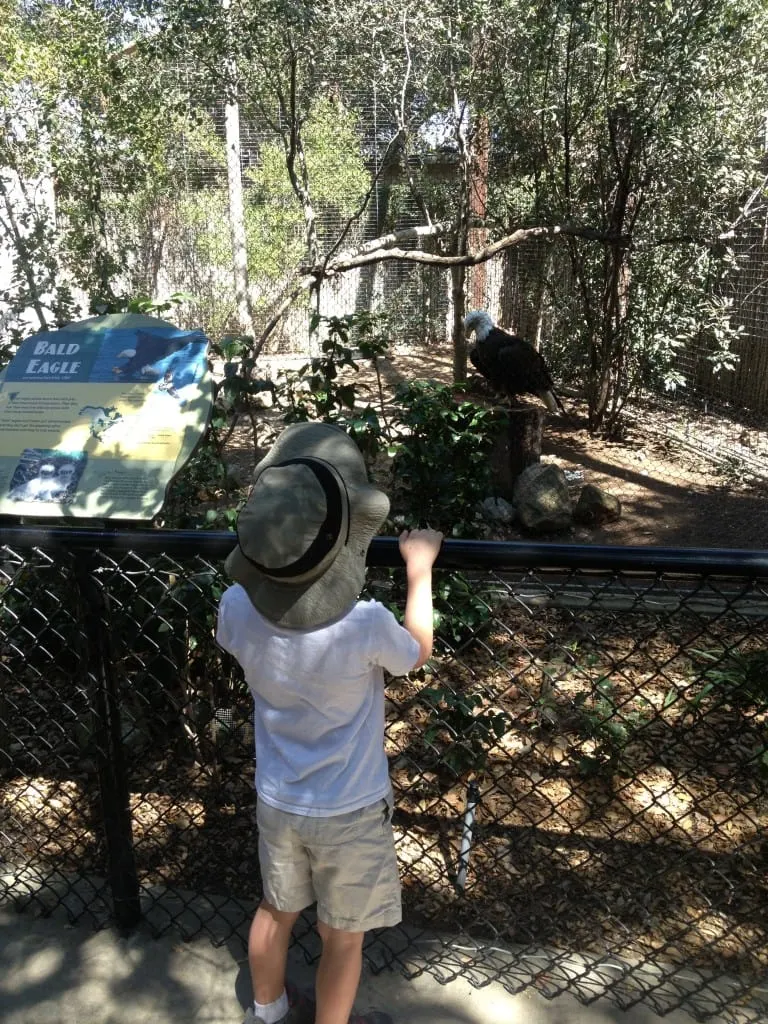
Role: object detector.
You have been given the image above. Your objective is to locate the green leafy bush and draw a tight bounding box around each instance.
[688,648,768,710]
[279,312,390,464]
[421,684,510,775]
[572,679,647,776]
[433,571,495,651]
[389,381,506,536]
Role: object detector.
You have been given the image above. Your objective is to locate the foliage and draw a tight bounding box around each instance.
[4,0,768,436]
[282,317,360,420]
[211,333,275,451]
[41,7,184,305]
[0,0,79,336]
[160,326,273,530]
[571,679,647,777]
[102,112,241,337]
[688,648,768,710]
[105,565,247,760]
[160,442,235,530]
[244,142,306,284]
[165,309,394,528]
[532,654,649,778]
[0,0,196,332]
[389,380,505,536]
[617,249,741,397]
[420,683,510,775]
[486,0,768,432]
[374,565,497,684]
[278,311,391,463]
[433,571,495,652]
[0,179,80,345]
[245,98,370,277]
[86,290,193,317]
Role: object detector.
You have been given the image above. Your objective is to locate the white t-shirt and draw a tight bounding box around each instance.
[216,584,420,816]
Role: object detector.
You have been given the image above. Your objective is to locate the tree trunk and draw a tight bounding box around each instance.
[0,175,49,330]
[451,264,467,381]
[467,114,490,311]
[589,239,632,432]
[225,96,254,336]
[451,88,471,382]
[490,407,545,499]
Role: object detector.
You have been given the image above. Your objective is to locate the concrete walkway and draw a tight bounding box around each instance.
[0,904,759,1024]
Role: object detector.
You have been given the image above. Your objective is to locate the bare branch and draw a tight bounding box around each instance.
[330,221,453,264]
[400,10,411,131]
[645,229,737,249]
[320,127,405,273]
[724,176,768,235]
[306,223,628,278]
[253,274,315,357]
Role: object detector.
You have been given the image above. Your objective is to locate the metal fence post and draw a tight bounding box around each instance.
[74,551,141,930]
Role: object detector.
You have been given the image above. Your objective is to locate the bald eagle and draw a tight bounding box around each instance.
[464,310,566,415]
[112,330,201,380]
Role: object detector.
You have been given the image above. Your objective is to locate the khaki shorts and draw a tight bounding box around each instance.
[256,795,402,932]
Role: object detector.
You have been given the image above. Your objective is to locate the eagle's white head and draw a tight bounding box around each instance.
[464,310,494,342]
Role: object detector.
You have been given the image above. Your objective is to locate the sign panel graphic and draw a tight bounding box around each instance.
[0,313,213,520]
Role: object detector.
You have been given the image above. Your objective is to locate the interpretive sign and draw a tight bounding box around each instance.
[0,312,213,520]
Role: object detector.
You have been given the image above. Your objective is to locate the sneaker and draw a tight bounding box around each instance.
[242,981,315,1024]
[249,981,394,1024]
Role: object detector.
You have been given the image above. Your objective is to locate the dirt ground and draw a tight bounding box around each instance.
[224,345,768,551]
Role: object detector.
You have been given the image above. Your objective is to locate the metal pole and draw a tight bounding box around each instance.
[3,526,768,577]
[74,552,141,930]
[456,780,480,892]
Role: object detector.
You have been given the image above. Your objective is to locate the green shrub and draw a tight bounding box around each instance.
[571,679,647,776]
[433,571,495,652]
[688,648,768,710]
[279,312,390,464]
[389,381,506,536]
[421,684,510,775]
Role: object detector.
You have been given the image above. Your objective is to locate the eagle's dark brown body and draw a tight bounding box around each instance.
[464,310,565,415]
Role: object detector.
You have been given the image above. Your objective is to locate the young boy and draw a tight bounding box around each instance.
[216,421,443,1024]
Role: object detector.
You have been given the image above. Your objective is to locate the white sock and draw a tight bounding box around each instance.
[253,990,289,1024]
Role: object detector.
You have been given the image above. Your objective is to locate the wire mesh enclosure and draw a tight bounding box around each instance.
[1,528,767,1023]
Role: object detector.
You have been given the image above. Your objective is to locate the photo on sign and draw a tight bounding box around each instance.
[89,329,207,401]
[7,449,87,505]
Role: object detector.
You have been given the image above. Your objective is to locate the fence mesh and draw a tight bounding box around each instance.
[1,530,767,1022]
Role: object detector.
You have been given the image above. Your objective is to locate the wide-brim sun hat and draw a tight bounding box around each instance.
[224,422,390,628]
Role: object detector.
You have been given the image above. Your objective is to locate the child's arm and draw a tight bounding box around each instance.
[399,528,443,669]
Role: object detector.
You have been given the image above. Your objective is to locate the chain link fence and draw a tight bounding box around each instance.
[1,527,767,1022]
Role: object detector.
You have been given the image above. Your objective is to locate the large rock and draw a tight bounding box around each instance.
[479,496,516,525]
[573,483,622,524]
[513,463,573,533]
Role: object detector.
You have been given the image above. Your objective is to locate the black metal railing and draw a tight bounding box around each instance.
[1,526,767,1023]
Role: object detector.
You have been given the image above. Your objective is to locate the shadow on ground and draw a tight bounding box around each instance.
[1,903,761,1024]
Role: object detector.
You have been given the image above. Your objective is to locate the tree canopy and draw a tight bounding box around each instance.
[2,0,767,428]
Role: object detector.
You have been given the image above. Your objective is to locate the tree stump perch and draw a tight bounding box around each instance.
[489,407,546,500]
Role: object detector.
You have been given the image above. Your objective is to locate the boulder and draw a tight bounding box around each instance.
[479,496,516,525]
[513,463,573,533]
[253,388,274,408]
[573,483,622,524]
